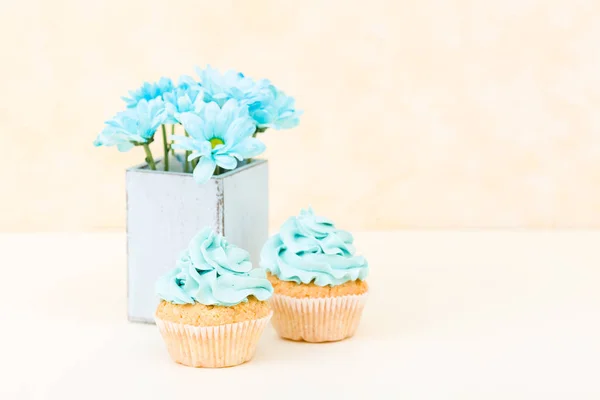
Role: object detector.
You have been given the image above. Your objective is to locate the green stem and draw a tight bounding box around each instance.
[142,143,156,170]
[161,125,169,171]
[253,127,266,137]
[170,124,176,156]
[184,130,191,173]
[184,154,190,173]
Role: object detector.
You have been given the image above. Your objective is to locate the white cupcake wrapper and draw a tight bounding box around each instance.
[155,312,272,368]
[269,293,368,342]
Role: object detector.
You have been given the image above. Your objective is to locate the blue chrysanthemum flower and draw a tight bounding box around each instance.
[163,76,204,123]
[121,77,174,108]
[172,99,266,183]
[195,65,301,131]
[94,98,166,152]
[247,84,302,130]
[195,65,267,107]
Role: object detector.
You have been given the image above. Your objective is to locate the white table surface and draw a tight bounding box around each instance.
[1,231,599,399]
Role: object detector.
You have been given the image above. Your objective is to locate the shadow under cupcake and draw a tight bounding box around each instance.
[261,207,369,343]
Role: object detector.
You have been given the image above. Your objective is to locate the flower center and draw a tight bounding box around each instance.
[210,138,224,149]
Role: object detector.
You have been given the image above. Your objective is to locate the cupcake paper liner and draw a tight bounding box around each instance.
[269,292,368,342]
[155,312,272,368]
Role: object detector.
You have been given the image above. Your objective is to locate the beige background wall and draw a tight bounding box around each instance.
[1,0,599,232]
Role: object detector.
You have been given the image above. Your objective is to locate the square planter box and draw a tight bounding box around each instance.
[126,158,268,323]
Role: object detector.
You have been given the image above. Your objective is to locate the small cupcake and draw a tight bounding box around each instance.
[155,227,274,368]
[260,207,369,342]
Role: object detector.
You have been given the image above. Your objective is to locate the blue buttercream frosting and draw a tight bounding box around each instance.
[156,228,273,306]
[260,207,369,286]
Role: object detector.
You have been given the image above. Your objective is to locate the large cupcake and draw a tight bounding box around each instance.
[260,207,369,342]
[155,227,273,368]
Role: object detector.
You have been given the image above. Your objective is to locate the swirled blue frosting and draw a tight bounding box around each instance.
[156,228,273,306]
[260,207,369,286]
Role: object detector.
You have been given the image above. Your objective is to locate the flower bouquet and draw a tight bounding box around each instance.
[95,66,301,323]
[95,65,301,183]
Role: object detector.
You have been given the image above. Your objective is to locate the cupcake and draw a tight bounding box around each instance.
[260,207,369,342]
[155,227,274,368]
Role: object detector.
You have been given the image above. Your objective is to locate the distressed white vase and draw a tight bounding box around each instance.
[126,158,268,323]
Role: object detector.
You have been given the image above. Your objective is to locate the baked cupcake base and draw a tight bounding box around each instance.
[267,273,368,342]
[155,312,272,368]
[155,297,272,368]
[269,293,367,342]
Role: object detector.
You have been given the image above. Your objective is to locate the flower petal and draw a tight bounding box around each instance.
[178,112,205,139]
[192,156,217,184]
[275,115,300,130]
[170,135,196,150]
[117,141,135,152]
[229,137,266,159]
[250,109,272,127]
[164,101,177,115]
[188,152,203,161]
[198,102,222,140]
[214,154,238,170]
[224,117,257,145]
[177,95,192,112]
[216,99,239,132]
